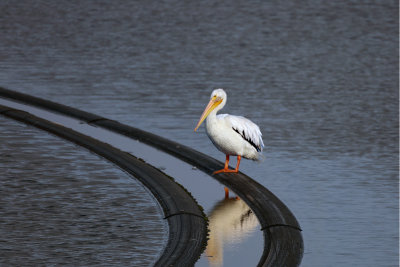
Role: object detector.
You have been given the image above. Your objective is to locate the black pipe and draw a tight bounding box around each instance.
[0,87,304,266]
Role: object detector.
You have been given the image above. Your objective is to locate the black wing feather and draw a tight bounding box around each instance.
[232,127,262,152]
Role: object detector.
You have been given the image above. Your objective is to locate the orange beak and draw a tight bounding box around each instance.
[194,96,222,131]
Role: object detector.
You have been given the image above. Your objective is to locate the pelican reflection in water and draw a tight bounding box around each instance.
[205,194,259,267]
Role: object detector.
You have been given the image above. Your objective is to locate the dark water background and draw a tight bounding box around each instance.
[0,0,398,266]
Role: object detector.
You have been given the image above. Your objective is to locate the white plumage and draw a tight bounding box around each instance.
[207,114,264,160]
[194,88,264,176]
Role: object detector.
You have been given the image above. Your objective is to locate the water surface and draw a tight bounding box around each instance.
[0,0,398,266]
[0,117,167,266]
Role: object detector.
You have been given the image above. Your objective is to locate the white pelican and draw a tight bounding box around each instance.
[194,88,264,177]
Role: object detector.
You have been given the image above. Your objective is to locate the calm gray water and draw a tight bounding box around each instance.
[0,117,167,266]
[0,0,398,266]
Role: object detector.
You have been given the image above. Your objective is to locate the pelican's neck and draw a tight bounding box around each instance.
[206,108,217,124]
[206,101,224,124]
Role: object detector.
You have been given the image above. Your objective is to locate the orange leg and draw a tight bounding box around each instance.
[224,187,240,199]
[213,155,230,174]
[224,187,229,199]
[213,155,242,174]
[214,155,242,197]
[234,155,241,172]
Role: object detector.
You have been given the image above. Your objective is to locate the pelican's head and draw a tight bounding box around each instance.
[194,88,227,132]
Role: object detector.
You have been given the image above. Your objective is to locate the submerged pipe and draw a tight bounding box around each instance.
[0,87,304,266]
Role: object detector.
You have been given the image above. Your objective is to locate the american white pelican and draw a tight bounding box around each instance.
[194,88,264,177]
